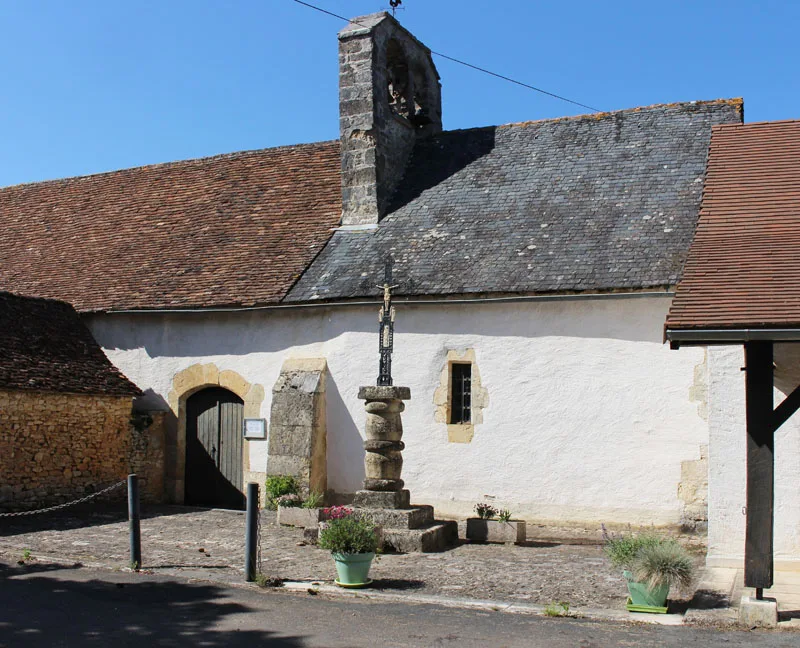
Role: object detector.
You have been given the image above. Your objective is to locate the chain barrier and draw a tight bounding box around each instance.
[0,480,126,518]
[256,501,263,576]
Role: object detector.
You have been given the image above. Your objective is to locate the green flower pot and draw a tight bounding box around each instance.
[332,552,375,588]
[623,570,669,612]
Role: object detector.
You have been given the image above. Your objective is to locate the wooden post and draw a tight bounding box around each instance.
[744,341,774,591]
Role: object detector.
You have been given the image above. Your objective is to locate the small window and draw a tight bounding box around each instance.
[450,363,472,424]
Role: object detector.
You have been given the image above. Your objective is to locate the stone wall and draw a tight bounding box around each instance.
[267,358,327,497]
[128,411,166,503]
[0,389,135,511]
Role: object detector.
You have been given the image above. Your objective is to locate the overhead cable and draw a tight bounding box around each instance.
[290,0,601,113]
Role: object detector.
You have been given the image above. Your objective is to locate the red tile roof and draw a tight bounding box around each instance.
[666,120,800,332]
[0,292,139,395]
[0,142,341,312]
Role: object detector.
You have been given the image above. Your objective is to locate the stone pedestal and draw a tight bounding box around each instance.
[353,385,456,552]
[739,595,778,628]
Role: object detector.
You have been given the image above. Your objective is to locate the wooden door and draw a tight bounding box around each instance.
[185,387,245,509]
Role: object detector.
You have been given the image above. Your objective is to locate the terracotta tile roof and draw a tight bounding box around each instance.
[0,292,139,395]
[666,120,800,331]
[0,142,341,312]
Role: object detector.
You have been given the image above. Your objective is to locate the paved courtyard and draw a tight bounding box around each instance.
[0,503,682,612]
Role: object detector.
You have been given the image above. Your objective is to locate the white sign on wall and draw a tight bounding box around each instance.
[243,418,266,439]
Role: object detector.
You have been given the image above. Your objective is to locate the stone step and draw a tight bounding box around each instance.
[356,505,434,530]
[383,520,458,553]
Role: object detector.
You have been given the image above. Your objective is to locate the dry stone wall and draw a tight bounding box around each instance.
[0,389,136,511]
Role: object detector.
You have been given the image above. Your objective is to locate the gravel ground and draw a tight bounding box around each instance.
[0,503,695,611]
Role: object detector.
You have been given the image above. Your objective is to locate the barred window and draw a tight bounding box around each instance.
[450,363,472,424]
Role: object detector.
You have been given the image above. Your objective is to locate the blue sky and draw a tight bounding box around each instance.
[1,0,797,186]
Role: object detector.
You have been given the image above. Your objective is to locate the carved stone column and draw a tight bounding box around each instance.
[353,385,411,509]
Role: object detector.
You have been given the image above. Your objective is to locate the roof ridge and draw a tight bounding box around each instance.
[0,139,340,192]
[713,118,800,129]
[494,98,743,131]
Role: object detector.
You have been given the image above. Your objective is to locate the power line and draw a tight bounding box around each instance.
[290,0,601,113]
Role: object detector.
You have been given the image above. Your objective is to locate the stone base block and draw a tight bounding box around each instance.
[739,596,778,628]
[353,489,410,509]
[466,518,527,544]
[356,505,433,530]
[383,520,458,553]
[277,506,322,528]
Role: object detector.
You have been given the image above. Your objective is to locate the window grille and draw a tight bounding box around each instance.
[450,363,472,424]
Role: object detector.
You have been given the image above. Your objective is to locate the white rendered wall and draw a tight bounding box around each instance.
[707,345,800,569]
[87,296,707,527]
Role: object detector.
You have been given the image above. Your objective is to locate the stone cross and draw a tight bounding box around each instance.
[376,261,398,387]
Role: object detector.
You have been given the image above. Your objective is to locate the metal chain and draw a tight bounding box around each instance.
[256,502,263,576]
[0,480,126,517]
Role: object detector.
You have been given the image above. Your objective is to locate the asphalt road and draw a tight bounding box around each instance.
[1,560,797,647]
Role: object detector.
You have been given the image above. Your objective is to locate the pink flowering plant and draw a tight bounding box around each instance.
[322,505,353,520]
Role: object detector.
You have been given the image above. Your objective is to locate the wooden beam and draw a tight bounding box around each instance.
[744,341,774,589]
[772,381,800,432]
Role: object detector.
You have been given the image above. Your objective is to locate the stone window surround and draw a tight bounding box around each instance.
[433,349,489,444]
[166,363,264,504]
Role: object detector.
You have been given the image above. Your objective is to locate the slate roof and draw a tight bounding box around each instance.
[0,292,140,395]
[666,120,800,332]
[0,142,341,311]
[0,100,742,311]
[288,99,743,302]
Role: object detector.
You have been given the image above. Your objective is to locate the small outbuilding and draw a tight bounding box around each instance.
[0,291,141,511]
[666,120,800,588]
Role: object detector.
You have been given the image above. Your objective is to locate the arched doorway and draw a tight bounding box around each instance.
[185,387,245,509]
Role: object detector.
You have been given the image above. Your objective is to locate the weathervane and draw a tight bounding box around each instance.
[389,0,402,17]
[376,260,399,386]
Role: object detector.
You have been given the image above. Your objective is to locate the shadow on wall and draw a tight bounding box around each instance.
[775,343,800,396]
[325,372,364,494]
[88,295,671,362]
[0,561,305,647]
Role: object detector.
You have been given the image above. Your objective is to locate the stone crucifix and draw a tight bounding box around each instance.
[376,260,399,387]
[354,260,411,509]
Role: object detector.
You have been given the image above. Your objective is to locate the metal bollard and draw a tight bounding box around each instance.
[244,482,259,582]
[128,474,141,571]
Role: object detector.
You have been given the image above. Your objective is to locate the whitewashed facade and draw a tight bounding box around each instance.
[88,293,710,529]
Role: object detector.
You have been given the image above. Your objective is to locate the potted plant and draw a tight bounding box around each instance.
[602,528,694,613]
[318,509,380,588]
[276,490,326,528]
[466,504,526,544]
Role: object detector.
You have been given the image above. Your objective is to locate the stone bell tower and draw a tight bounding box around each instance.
[338,12,442,226]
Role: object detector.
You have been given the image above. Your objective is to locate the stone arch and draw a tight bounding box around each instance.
[166,363,265,503]
[386,38,410,119]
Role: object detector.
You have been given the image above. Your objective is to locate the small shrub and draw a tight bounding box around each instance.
[318,514,379,555]
[633,542,694,590]
[265,475,299,510]
[603,531,666,570]
[302,491,324,509]
[254,573,284,588]
[276,493,302,508]
[602,525,694,592]
[496,509,512,522]
[474,503,497,520]
[544,601,570,617]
